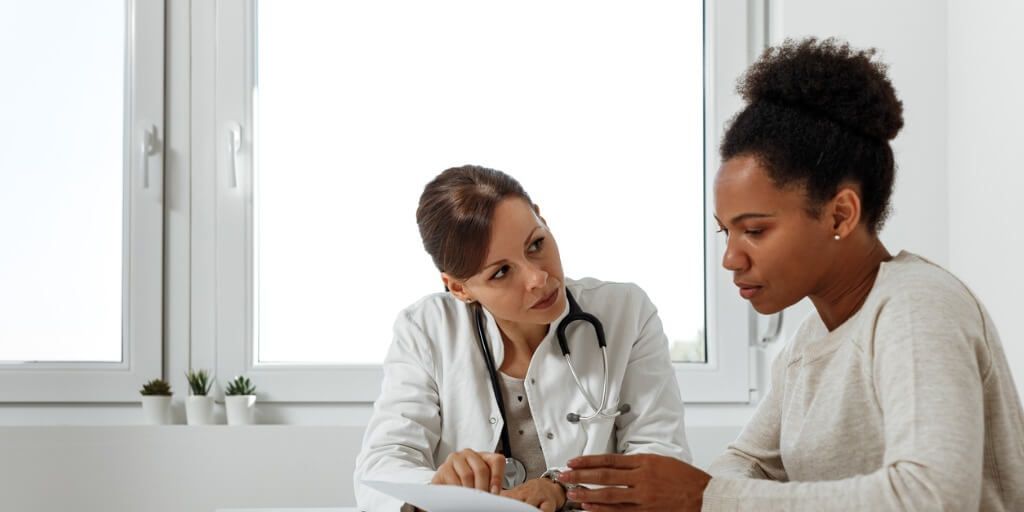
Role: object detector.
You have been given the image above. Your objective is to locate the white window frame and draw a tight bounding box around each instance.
[0,0,165,402]
[673,0,765,403]
[193,0,763,404]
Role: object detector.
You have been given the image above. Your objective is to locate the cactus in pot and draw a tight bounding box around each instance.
[184,369,215,425]
[140,378,172,396]
[224,376,255,396]
[224,375,257,425]
[186,369,214,396]
[139,378,173,425]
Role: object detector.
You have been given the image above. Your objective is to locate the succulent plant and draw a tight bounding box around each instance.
[224,375,256,396]
[140,378,172,396]
[185,369,214,396]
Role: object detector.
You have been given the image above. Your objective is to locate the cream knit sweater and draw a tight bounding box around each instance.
[703,252,1024,511]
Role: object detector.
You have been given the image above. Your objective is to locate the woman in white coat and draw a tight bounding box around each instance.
[353,165,690,511]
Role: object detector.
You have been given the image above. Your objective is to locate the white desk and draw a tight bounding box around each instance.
[218,509,356,512]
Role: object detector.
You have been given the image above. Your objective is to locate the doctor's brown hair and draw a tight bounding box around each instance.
[416,165,534,280]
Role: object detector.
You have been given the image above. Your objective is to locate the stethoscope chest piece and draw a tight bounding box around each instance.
[503,457,527,489]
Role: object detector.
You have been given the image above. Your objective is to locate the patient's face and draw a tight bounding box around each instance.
[714,155,835,314]
[460,197,567,327]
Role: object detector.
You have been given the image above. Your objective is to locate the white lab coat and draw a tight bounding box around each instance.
[353,277,691,511]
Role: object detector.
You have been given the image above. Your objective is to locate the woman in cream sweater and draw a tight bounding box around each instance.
[558,37,1024,511]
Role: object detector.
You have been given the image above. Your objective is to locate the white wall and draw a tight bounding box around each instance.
[774,0,950,265]
[948,0,1024,399]
[0,426,360,512]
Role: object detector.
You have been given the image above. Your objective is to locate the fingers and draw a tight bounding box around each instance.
[560,467,635,487]
[501,478,565,511]
[433,450,503,493]
[579,503,640,512]
[482,452,506,494]
[568,485,634,505]
[463,451,492,492]
[450,455,476,488]
[524,493,554,512]
[568,453,640,470]
[430,464,459,486]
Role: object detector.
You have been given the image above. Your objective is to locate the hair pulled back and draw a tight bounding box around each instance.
[721,37,904,232]
[416,165,533,280]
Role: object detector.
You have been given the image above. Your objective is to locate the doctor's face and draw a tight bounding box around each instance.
[460,197,567,327]
[713,155,836,314]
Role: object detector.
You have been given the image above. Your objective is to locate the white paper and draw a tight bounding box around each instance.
[362,480,540,512]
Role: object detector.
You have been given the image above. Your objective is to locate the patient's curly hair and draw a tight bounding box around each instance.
[720,37,904,233]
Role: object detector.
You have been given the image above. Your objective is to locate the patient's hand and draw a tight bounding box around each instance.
[560,453,711,511]
[501,477,567,512]
[430,449,506,494]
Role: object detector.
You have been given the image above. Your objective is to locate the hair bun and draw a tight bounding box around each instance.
[738,37,904,142]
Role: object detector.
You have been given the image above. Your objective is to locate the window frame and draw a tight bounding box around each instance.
[194,0,760,404]
[0,0,165,402]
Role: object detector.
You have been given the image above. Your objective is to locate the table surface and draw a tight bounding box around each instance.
[217,509,357,512]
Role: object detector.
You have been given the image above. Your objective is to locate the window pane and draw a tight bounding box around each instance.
[0,1,125,362]
[254,0,704,365]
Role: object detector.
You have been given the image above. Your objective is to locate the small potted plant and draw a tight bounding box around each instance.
[185,369,215,425]
[224,375,257,426]
[139,378,173,425]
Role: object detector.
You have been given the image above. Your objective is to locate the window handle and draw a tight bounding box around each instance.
[227,122,242,188]
[140,124,158,189]
[758,310,783,345]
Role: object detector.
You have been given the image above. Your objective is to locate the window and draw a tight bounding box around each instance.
[0,1,764,409]
[0,0,164,401]
[199,0,757,403]
[255,0,704,364]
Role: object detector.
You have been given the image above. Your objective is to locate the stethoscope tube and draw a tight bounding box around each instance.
[473,289,631,487]
[474,304,513,456]
[474,304,527,489]
[558,291,630,424]
[563,347,631,423]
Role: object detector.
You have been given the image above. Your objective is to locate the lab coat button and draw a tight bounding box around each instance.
[546,432,555,440]
[530,378,536,385]
[489,416,497,425]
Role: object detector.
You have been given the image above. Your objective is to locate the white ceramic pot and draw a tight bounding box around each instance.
[141,395,173,425]
[225,395,256,425]
[185,395,215,425]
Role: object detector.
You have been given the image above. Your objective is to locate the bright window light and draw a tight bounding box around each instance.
[0,1,125,363]
[254,0,704,365]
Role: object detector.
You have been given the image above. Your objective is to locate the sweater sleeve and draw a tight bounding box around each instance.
[702,290,987,511]
[706,343,789,481]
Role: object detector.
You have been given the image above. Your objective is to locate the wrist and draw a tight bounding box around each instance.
[541,468,575,510]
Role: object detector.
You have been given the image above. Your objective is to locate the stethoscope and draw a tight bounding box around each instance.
[474,288,631,489]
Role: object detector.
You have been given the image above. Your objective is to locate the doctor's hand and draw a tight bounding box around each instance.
[559,453,711,511]
[500,477,567,512]
[430,449,506,494]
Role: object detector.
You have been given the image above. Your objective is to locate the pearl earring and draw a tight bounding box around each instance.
[834,234,841,241]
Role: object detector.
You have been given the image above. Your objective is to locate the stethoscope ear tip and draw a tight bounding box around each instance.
[566,413,581,424]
